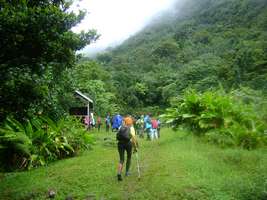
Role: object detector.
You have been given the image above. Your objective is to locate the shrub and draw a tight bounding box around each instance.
[162,89,267,149]
[0,116,94,171]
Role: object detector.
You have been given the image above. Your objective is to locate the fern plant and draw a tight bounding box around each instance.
[0,116,95,171]
[0,117,32,170]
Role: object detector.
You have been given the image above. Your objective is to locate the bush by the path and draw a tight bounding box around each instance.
[163,88,267,149]
[0,116,94,171]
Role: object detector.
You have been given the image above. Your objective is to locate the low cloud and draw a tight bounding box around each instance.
[71,0,182,55]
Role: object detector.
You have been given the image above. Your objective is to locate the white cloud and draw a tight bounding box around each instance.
[71,0,178,55]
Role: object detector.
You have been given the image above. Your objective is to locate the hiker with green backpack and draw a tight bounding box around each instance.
[116,116,138,181]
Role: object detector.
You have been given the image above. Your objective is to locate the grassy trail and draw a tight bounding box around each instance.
[0,129,267,200]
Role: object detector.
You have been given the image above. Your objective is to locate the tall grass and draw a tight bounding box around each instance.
[0,129,266,200]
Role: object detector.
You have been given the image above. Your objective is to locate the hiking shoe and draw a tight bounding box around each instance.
[125,171,131,176]
[117,174,122,181]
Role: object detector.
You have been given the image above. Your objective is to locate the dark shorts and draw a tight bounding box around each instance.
[117,141,132,164]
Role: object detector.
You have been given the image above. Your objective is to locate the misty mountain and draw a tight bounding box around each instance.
[95,0,267,110]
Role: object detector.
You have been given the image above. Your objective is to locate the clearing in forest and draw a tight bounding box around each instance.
[0,129,267,200]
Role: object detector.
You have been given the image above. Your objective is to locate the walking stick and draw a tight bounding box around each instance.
[135,151,141,180]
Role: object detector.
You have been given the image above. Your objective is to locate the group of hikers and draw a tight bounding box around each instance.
[84,112,161,181]
[85,113,161,139]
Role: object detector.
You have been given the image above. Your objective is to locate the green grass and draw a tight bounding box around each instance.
[0,128,267,200]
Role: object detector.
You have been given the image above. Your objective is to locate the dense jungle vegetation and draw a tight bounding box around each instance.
[0,0,98,171]
[95,0,267,149]
[0,0,267,175]
[96,0,267,112]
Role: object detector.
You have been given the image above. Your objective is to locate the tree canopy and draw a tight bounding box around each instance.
[95,0,267,113]
[0,0,98,121]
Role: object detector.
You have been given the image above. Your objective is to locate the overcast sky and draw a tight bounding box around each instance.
[71,0,178,55]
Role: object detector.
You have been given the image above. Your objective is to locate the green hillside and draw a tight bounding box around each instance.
[96,0,267,112]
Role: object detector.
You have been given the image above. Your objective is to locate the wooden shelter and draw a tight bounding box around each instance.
[69,90,94,129]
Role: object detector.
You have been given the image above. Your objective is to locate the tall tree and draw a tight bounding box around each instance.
[0,0,99,121]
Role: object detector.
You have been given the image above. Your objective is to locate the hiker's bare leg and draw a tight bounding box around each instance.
[117,163,123,174]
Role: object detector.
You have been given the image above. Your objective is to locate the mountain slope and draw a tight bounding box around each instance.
[96,0,267,112]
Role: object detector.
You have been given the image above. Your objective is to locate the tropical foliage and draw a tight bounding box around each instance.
[0,116,94,171]
[68,61,120,115]
[0,0,98,122]
[162,89,267,149]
